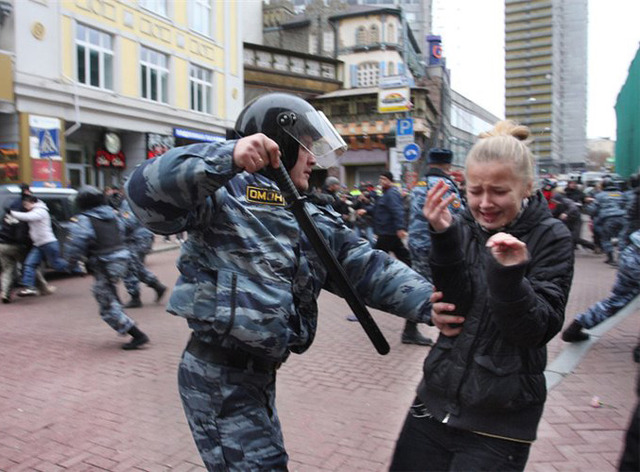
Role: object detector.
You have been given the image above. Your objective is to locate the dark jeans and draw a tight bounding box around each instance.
[22,240,69,288]
[390,400,531,472]
[619,401,640,471]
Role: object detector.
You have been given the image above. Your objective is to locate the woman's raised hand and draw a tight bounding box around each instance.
[423,180,455,232]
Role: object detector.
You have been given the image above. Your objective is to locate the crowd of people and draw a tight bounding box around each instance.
[0,183,167,349]
[2,91,638,471]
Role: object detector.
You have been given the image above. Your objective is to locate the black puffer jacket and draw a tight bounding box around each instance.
[417,191,574,441]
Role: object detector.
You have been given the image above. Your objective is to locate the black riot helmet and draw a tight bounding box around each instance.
[601,176,617,190]
[233,93,347,171]
[76,185,106,212]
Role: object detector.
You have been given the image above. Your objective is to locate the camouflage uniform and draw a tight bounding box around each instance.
[64,205,135,334]
[125,140,433,471]
[575,229,640,329]
[118,199,162,299]
[408,170,464,280]
[588,186,628,256]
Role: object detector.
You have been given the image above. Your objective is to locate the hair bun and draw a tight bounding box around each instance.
[479,120,531,143]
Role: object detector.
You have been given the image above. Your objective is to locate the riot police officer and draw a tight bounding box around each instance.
[125,93,434,471]
[64,186,149,350]
[587,176,628,265]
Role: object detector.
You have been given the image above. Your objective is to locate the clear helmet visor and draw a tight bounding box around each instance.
[279,110,347,168]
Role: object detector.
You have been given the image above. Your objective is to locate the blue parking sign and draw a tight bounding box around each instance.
[396,118,413,137]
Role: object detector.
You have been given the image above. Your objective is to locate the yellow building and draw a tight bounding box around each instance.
[0,0,249,188]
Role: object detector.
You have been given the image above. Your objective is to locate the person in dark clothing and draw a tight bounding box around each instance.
[322,176,352,225]
[357,171,432,345]
[618,337,640,471]
[352,184,376,244]
[562,180,597,251]
[564,179,587,204]
[0,185,55,302]
[390,120,574,471]
[548,187,583,248]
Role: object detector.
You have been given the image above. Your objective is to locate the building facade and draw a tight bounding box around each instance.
[504,0,587,173]
[0,0,250,188]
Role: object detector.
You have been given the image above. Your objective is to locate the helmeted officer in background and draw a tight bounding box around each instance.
[64,186,149,350]
[408,148,465,281]
[587,176,628,265]
[124,92,434,471]
[117,198,167,308]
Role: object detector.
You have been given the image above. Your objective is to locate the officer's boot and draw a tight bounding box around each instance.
[401,321,434,346]
[123,295,143,308]
[561,320,590,343]
[151,280,167,303]
[604,252,616,266]
[122,325,150,350]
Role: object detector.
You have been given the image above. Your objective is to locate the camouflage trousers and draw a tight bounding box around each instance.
[92,269,135,334]
[178,350,288,472]
[123,246,160,297]
[595,216,627,255]
[576,245,640,329]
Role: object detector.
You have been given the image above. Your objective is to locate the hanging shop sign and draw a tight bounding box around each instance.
[95,149,126,168]
[147,133,175,159]
[378,87,411,113]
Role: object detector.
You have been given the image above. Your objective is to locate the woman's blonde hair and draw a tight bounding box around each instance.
[465,120,535,185]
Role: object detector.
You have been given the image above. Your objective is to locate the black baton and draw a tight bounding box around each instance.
[272,164,390,355]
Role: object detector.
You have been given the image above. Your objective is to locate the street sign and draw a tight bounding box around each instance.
[396,118,413,137]
[403,143,420,162]
[396,118,414,148]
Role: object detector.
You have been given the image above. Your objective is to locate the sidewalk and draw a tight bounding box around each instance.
[148,236,640,471]
[0,244,637,471]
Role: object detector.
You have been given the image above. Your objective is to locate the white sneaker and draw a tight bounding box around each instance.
[17,288,40,297]
[40,285,57,295]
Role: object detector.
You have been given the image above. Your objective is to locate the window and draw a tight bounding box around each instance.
[322,31,334,54]
[76,24,113,90]
[190,64,213,114]
[357,62,379,87]
[141,46,169,103]
[387,23,395,43]
[191,0,212,36]
[356,26,367,46]
[388,62,395,75]
[369,25,380,43]
[139,0,167,16]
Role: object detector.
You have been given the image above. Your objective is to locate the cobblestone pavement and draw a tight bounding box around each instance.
[0,241,637,471]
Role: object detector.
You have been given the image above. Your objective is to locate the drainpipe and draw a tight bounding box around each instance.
[62,75,81,137]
